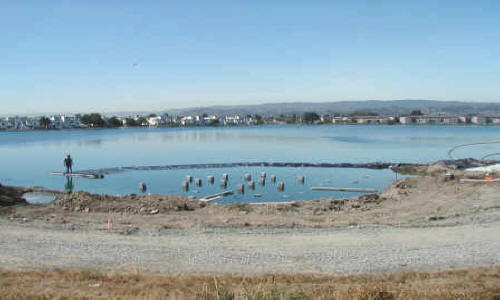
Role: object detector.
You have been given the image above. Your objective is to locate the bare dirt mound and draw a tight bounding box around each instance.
[51,191,204,214]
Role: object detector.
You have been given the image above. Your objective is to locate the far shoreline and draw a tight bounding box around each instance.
[1,122,499,133]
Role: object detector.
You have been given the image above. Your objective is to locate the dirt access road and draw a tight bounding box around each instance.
[1,214,499,275]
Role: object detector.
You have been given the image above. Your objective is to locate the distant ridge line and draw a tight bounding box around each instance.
[165,100,500,117]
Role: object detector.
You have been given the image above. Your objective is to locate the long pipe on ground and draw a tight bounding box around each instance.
[481,153,500,160]
[448,141,500,159]
[76,161,396,176]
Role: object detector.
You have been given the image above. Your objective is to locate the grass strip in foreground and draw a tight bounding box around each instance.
[0,267,499,299]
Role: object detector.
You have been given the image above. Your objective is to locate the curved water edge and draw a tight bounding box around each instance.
[74,159,498,177]
[448,140,500,159]
[78,161,408,176]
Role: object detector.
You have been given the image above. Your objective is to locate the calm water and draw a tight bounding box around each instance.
[0,125,498,203]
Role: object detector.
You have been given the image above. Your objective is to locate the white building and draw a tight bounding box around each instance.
[400,116,458,125]
[147,116,166,126]
[353,116,390,124]
[489,117,500,124]
[49,115,81,129]
[471,116,488,125]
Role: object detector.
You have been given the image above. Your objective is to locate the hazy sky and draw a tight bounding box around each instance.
[1,0,499,114]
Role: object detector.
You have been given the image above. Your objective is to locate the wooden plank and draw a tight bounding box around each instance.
[199,190,234,202]
[50,172,104,179]
[311,187,377,193]
[459,178,500,183]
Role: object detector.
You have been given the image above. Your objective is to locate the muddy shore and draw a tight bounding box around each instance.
[1,159,499,230]
[0,159,498,278]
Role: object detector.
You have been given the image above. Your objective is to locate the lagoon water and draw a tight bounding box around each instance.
[0,125,498,203]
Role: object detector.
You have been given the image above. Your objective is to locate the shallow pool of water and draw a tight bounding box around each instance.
[23,193,56,204]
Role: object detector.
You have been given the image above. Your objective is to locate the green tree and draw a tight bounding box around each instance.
[81,113,106,127]
[107,116,122,127]
[303,112,320,124]
[254,114,264,125]
[124,118,138,126]
[208,119,219,126]
[136,116,147,126]
[39,116,51,129]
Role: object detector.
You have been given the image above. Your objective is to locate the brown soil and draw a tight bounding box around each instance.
[2,172,498,231]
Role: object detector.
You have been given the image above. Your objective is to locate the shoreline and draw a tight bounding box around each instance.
[1,159,498,229]
[0,159,498,298]
[1,122,500,133]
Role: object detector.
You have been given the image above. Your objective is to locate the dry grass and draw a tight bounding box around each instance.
[0,267,499,299]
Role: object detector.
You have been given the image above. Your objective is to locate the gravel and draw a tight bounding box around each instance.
[0,217,499,275]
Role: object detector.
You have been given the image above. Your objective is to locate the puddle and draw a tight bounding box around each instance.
[23,193,56,204]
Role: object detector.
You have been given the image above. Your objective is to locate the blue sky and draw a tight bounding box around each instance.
[1,0,499,114]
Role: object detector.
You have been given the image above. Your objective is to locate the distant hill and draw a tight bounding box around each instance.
[166,100,500,116]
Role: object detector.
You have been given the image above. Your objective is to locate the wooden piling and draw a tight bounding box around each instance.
[248,181,255,189]
[220,179,228,188]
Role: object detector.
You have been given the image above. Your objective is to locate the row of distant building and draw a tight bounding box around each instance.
[1,114,499,130]
[324,115,500,125]
[0,114,258,130]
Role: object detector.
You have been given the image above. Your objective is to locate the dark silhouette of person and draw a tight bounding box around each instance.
[64,154,73,174]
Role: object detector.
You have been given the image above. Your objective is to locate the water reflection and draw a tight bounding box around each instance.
[65,176,74,192]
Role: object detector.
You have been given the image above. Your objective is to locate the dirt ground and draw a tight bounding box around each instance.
[0,162,499,298]
[3,167,499,231]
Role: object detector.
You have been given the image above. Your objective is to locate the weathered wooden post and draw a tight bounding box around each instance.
[298,176,305,184]
[207,176,215,184]
[270,175,277,183]
[277,182,285,191]
[244,173,252,181]
[186,175,193,183]
[248,181,255,189]
[195,178,202,187]
[139,182,147,192]
[220,179,228,188]
[237,183,245,193]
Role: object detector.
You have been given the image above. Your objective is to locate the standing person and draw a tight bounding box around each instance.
[64,154,73,174]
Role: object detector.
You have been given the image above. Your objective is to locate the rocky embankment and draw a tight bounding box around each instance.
[0,184,27,207]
